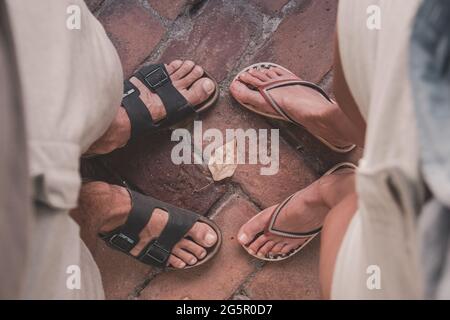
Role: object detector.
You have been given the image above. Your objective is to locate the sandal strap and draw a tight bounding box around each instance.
[138,206,199,267]
[258,79,333,126]
[100,188,200,268]
[122,80,157,141]
[121,64,196,141]
[100,189,155,253]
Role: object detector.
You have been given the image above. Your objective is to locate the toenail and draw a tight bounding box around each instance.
[195,66,203,74]
[189,258,197,265]
[248,249,255,255]
[238,233,248,244]
[257,252,264,257]
[200,251,207,259]
[205,232,216,245]
[202,80,214,93]
[178,262,186,268]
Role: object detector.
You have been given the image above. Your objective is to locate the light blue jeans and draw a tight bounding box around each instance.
[410,0,450,300]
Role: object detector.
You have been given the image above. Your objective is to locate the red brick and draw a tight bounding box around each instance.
[138,195,259,300]
[148,0,190,20]
[93,240,153,299]
[198,96,319,208]
[245,237,322,300]
[160,1,258,82]
[250,0,289,14]
[98,0,166,77]
[102,131,227,215]
[255,0,338,83]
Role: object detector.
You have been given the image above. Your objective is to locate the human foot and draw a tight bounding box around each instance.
[230,63,354,152]
[79,182,219,269]
[237,163,356,260]
[86,60,217,155]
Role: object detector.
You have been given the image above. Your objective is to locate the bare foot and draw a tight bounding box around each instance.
[87,60,216,155]
[77,182,218,269]
[230,66,352,149]
[237,167,355,259]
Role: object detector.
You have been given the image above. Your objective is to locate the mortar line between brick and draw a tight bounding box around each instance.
[220,0,311,91]
[90,0,107,15]
[93,0,112,17]
[229,260,266,300]
[136,0,210,72]
[130,268,163,299]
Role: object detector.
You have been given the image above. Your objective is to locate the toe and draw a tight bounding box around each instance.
[176,65,204,88]
[257,240,276,258]
[168,255,187,269]
[238,72,264,87]
[178,238,207,260]
[247,234,270,256]
[229,80,267,108]
[280,243,299,256]
[249,69,271,81]
[188,222,218,248]
[166,60,183,74]
[271,66,296,77]
[184,78,215,106]
[172,247,198,266]
[172,60,195,80]
[237,206,275,246]
[266,70,278,79]
[269,242,286,255]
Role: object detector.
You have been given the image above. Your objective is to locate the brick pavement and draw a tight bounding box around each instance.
[81,0,360,300]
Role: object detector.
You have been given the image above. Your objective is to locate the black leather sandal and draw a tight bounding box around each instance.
[99,187,222,270]
[122,63,219,142]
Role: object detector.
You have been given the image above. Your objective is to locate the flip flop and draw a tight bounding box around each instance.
[122,63,219,143]
[241,162,357,262]
[232,62,356,153]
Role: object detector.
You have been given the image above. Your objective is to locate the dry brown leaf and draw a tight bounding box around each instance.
[208,138,238,181]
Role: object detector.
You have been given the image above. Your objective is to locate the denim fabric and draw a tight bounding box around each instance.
[410,0,450,299]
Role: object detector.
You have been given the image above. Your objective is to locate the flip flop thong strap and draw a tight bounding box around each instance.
[257,79,333,126]
[264,193,322,239]
[121,63,195,141]
[264,162,357,239]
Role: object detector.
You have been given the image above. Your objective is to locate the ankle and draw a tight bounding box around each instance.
[98,184,132,233]
[312,102,353,146]
[86,107,131,155]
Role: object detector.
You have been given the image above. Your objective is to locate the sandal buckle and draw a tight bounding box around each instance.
[143,67,169,90]
[109,233,136,252]
[141,241,170,265]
